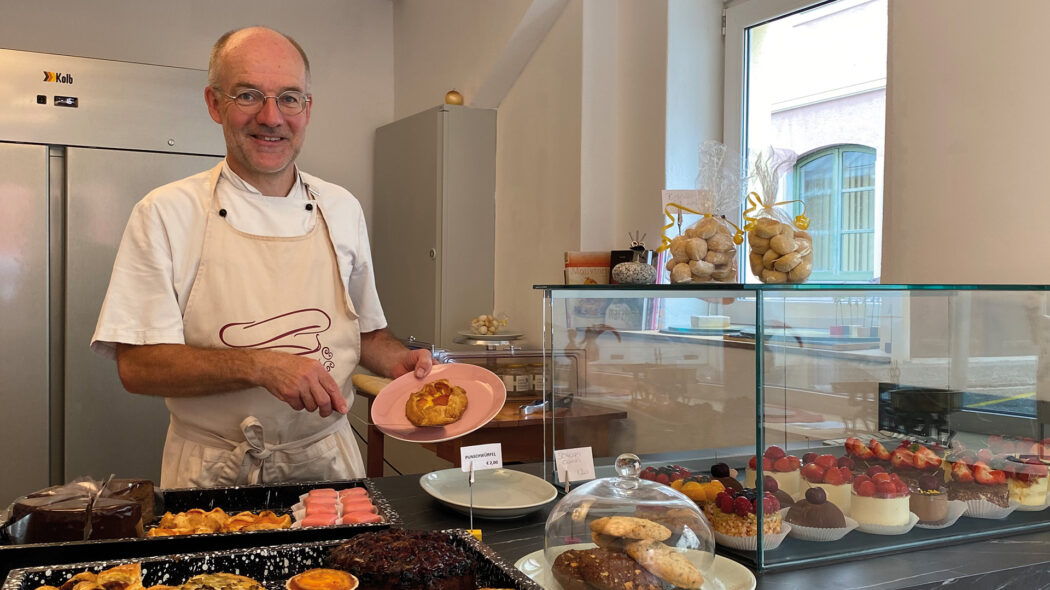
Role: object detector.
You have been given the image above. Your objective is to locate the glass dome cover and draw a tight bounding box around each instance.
[544,454,716,588]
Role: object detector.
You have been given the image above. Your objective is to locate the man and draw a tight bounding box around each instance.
[91,26,431,488]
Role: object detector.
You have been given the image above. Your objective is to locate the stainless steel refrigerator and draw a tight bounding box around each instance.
[0,49,224,505]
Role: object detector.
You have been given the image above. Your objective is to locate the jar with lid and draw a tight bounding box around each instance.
[528,363,545,396]
[506,364,532,395]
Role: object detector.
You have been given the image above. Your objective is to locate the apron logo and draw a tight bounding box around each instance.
[43,71,73,84]
[219,308,336,371]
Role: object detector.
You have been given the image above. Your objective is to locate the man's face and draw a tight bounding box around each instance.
[205,30,311,193]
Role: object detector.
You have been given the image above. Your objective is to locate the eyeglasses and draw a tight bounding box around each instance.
[217,88,311,115]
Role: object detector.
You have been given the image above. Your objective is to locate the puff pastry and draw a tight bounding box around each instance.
[405,379,468,427]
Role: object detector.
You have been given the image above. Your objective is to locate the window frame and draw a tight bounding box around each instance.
[793,144,877,282]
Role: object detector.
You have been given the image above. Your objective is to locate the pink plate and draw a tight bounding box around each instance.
[369,363,507,444]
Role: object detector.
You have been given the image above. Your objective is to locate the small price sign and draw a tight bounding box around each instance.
[554,447,596,482]
[460,443,503,472]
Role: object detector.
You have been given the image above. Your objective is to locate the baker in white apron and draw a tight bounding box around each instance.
[160,163,365,488]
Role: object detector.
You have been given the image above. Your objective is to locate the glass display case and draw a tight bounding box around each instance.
[538,284,1050,571]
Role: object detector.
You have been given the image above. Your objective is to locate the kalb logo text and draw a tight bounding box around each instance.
[43,71,73,84]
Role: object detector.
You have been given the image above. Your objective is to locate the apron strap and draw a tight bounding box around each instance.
[170,413,349,485]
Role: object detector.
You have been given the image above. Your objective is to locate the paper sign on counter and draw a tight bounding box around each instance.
[461,443,503,472]
[554,447,595,482]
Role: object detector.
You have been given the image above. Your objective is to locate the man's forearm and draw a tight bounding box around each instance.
[115,343,265,397]
[358,329,408,378]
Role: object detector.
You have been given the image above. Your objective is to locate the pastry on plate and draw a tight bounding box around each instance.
[405,379,468,427]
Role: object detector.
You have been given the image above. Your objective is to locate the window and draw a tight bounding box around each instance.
[794,144,876,281]
[725,0,886,283]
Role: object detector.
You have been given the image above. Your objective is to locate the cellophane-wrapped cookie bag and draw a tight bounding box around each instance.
[662,141,745,284]
[744,147,814,284]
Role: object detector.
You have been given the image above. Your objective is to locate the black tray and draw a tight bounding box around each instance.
[0,479,399,583]
[2,529,542,590]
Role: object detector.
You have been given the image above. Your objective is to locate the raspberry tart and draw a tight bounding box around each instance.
[704,487,782,537]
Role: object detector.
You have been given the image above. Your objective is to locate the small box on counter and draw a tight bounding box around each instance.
[563,251,610,284]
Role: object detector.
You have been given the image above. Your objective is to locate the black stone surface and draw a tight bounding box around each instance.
[2,530,541,590]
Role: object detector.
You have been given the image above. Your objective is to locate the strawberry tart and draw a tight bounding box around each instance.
[888,441,944,486]
[850,471,911,527]
[745,446,801,497]
[947,453,1008,508]
[844,437,892,471]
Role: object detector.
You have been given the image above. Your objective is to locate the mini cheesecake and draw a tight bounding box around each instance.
[1006,456,1049,506]
[851,472,910,527]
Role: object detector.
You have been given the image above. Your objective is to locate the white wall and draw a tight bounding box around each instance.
[0,0,393,222]
[882,0,1050,284]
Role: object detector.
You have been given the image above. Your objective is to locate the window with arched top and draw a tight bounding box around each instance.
[793,145,877,282]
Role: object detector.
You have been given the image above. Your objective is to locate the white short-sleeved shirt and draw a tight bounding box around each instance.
[90,161,386,358]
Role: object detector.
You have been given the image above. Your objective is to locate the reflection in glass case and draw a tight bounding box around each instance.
[538,284,1050,571]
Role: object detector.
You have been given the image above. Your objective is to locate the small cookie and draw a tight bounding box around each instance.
[551,550,593,590]
[589,516,671,541]
[625,539,704,590]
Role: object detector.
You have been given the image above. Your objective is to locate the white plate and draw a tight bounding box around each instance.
[515,545,755,590]
[370,363,506,444]
[915,500,967,529]
[419,468,557,519]
[855,512,919,535]
[456,329,524,341]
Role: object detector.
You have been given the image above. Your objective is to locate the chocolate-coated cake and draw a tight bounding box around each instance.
[328,530,475,590]
[785,488,845,528]
[104,479,155,525]
[7,494,142,544]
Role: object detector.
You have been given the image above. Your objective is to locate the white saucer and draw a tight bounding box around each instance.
[514,546,755,590]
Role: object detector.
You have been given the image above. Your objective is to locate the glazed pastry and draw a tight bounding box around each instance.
[405,379,468,427]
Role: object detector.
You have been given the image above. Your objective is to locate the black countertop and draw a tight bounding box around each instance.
[368,467,1050,590]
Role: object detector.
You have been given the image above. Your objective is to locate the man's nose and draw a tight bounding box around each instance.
[255,96,284,126]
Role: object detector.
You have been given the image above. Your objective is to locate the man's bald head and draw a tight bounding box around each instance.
[208,26,311,90]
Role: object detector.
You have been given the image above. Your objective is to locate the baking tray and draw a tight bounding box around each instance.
[0,479,399,583]
[2,529,542,590]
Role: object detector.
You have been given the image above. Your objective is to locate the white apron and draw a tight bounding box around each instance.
[160,164,365,488]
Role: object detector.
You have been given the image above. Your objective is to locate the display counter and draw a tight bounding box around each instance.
[370,464,1050,589]
[538,284,1050,571]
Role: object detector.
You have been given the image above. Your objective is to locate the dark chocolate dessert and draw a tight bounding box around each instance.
[763,475,795,509]
[7,494,142,544]
[785,487,846,528]
[328,530,475,590]
[711,463,744,492]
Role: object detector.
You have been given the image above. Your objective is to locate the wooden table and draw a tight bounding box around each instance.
[351,374,627,477]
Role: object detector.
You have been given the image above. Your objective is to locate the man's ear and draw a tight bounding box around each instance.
[204,86,223,124]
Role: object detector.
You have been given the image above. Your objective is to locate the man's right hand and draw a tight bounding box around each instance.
[115,343,348,417]
[256,351,348,416]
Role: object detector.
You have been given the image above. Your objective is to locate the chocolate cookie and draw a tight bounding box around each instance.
[551,550,593,590]
[577,548,663,590]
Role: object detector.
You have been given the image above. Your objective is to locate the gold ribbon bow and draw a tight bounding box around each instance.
[657,203,744,253]
[742,191,809,232]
